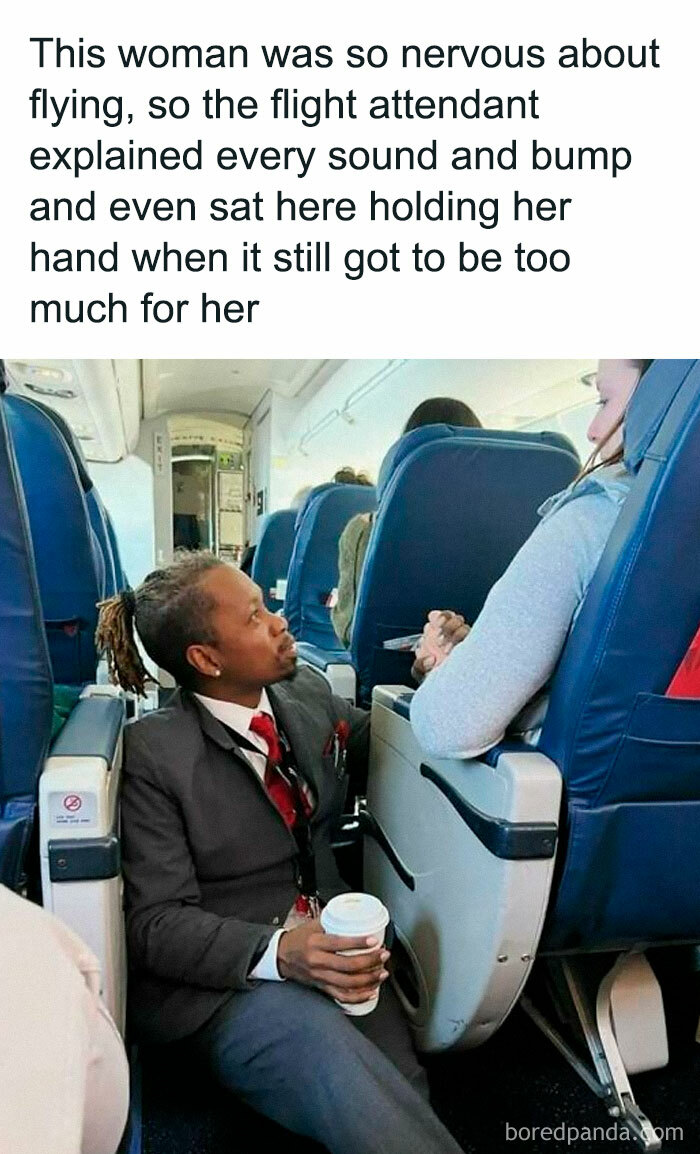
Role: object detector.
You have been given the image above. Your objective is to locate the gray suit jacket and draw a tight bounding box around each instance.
[121,666,369,1044]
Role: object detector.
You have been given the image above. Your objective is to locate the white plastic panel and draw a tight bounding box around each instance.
[39,705,126,1035]
[299,656,357,702]
[606,954,669,1075]
[366,686,562,1053]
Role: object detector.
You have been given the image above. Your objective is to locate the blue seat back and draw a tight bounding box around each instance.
[0,396,53,889]
[252,509,297,611]
[104,508,127,590]
[293,482,337,531]
[538,360,700,950]
[376,424,577,500]
[285,484,378,647]
[4,395,105,684]
[351,428,580,704]
[23,398,119,596]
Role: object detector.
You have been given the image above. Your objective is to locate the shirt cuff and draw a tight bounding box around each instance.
[249,929,287,981]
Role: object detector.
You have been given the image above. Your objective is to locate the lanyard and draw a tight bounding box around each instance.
[227,723,319,905]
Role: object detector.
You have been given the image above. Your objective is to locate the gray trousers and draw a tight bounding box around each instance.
[190,981,463,1154]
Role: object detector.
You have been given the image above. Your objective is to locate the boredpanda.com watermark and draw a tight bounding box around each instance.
[505,1122,684,1144]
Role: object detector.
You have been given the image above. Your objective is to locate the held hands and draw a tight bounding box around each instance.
[412,610,471,683]
[277,921,390,1005]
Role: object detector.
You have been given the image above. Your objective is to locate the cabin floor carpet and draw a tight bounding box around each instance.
[141,966,700,1153]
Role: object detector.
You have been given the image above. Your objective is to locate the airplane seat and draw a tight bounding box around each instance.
[351,425,581,705]
[38,685,127,1034]
[252,508,297,611]
[287,483,377,699]
[4,394,106,684]
[0,397,54,891]
[292,481,337,528]
[375,422,577,494]
[18,396,121,596]
[363,361,700,1150]
[0,388,128,1032]
[104,507,128,591]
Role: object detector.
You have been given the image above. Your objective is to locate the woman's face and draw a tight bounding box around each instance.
[587,359,642,461]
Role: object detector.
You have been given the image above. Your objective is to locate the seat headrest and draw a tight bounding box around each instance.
[623,359,695,473]
[0,397,53,803]
[3,394,105,683]
[376,425,578,502]
[21,397,93,492]
[294,482,342,531]
[376,425,455,500]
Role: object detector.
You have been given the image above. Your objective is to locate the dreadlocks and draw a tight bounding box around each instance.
[95,587,147,694]
[95,551,224,695]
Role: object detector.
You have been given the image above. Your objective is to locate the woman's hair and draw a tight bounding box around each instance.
[403,397,481,434]
[95,551,224,695]
[577,359,654,480]
[332,467,373,486]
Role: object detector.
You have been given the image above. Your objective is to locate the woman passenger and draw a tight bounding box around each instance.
[0,883,129,1154]
[410,359,653,758]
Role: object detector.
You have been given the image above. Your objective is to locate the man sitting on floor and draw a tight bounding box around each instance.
[97,551,462,1154]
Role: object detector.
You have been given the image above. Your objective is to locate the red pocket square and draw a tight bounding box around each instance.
[323,720,351,755]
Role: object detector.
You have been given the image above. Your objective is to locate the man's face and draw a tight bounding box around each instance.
[189,565,297,692]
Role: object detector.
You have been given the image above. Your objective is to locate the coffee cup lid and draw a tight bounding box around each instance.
[320,892,389,937]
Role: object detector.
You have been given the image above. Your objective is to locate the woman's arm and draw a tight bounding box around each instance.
[410,491,624,759]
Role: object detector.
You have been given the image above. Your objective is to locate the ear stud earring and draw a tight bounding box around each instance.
[214,669,222,677]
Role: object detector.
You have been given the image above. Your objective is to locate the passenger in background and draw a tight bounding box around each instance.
[332,466,373,486]
[290,483,314,509]
[332,397,481,647]
[410,359,653,758]
[0,883,129,1154]
[242,474,371,578]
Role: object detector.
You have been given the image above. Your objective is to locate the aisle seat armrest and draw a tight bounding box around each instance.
[296,642,354,670]
[50,695,125,763]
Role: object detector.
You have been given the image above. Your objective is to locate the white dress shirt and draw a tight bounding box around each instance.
[194,689,301,981]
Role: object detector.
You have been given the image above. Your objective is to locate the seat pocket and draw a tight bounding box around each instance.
[604,692,700,804]
[544,797,700,950]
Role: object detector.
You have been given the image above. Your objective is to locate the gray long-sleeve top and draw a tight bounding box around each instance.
[410,467,632,759]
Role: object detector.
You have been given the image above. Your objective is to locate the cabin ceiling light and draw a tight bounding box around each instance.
[23,380,78,399]
[14,362,77,398]
[27,365,71,383]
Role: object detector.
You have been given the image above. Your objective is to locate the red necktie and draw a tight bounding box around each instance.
[249,712,316,916]
[250,712,299,829]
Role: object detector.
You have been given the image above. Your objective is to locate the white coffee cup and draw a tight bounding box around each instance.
[320,892,390,1016]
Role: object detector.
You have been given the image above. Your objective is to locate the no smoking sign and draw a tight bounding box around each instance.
[48,790,97,827]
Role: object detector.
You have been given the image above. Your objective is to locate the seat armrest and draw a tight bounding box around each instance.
[297,642,354,670]
[39,692,127,1033]
[50,695,125,763]
[365,687,562,1050]
[298,644,357,701]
